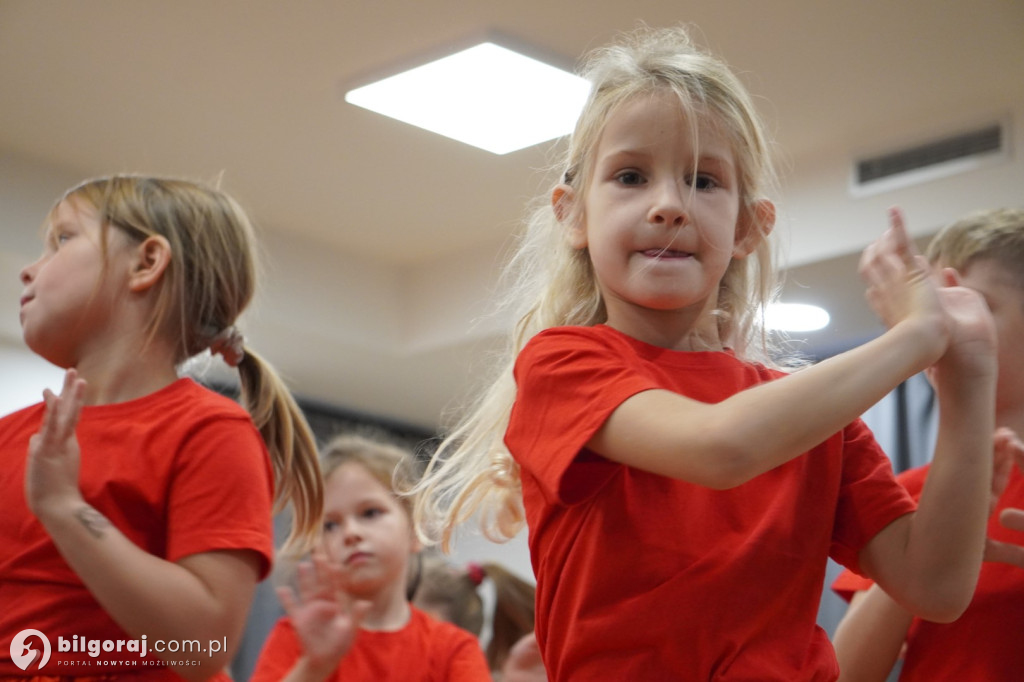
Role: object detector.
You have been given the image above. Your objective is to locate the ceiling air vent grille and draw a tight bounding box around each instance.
[851,120,1009,197]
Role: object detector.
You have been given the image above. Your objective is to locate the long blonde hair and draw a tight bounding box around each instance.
[412,25,781,550]
[59,175,323,554]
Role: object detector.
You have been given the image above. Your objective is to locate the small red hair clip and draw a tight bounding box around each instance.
[466,562,485,586]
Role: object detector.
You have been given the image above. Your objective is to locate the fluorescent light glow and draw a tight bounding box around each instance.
[345,42,591,155]
[764,303,831,332]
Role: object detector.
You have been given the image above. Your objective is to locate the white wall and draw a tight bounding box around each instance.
[0,342,64,415]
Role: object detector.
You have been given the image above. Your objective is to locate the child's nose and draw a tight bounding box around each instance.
[647,182,687,227]
[342,520,363,543]
[20,257,41,284]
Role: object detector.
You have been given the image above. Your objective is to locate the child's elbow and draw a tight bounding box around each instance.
[698,442,760,490]
[905,583,973,623]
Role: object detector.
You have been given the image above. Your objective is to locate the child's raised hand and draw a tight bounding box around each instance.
[930,268,997,382]
[25,369,87,518]
[859,208,948,362]
[277,551,371,677]
[985,429,1024,570]
[989,428,1023,515]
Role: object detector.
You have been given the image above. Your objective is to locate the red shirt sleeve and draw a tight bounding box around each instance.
[832,464,928,599]
[167,415,275,578]
[506,327,658,505]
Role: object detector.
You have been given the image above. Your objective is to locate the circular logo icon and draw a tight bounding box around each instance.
[10,629,51,671]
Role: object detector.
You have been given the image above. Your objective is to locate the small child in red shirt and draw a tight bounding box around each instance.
[2,175,323,681]
[831,208,1024,682]
[411,26,999,681]
[250,435,490,682]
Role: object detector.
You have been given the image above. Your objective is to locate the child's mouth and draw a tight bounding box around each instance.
[642,248,691,258]
[346,551,371,565]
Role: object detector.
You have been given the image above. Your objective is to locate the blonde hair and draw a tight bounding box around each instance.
[412,25,780,550]
[413,555,536,672]
[925,207,1024,289]
[58,175,323,554]
[320,433,421,519]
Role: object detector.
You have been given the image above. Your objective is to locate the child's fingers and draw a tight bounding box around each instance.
[56,371,86,429]
[37,372,87,448]
[1000,508,1024,534]
[887,206,905,233]
[985,535,1024,570]
[886,207,918,261]
[59,370,86,430]
[294,561,317,602]
[276,585,299,618]
[36,389,57,442]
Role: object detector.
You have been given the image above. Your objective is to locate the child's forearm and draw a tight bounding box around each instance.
[36,498,259,681]
[861,366,995,622]
[833,587,912,682]
[711,319,948,485]
[596,318,945,488]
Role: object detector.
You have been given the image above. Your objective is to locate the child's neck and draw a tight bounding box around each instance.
[606,305,724,352]
[74,338,180,405]
[359,579,413,631]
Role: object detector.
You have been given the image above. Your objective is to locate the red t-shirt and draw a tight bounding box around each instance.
[832,463,1024,680]
[505,325,916,681]
[0,378,275,680]
[249,607,491,682]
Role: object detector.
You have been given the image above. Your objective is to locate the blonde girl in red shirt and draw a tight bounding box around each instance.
[412,25,999,681]
[2,175,322,681]
[250,435,490,682]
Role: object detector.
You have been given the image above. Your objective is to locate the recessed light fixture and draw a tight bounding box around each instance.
[344,42,591,155]
[764,303,831,332]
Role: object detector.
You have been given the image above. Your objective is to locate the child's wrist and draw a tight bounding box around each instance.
[889,317,948,369]
[31,493,88,528]
[932,352,998,388]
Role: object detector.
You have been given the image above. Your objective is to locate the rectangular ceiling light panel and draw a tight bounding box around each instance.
[345,42,591,155]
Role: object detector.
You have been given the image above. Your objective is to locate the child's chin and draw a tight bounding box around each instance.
[342,575,387,599]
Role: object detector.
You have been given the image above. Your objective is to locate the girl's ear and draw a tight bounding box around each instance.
[553,184,587,249]
[128,235,172,293]
[733,199,775,258]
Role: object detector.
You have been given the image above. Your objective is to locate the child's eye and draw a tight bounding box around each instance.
[615,171,645,186]
[361,507,384,520]
[688,174,718,191]
[47,232,71,249]
[323,520,339,532]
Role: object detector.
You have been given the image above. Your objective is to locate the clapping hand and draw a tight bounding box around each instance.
[277,551,372,678]
[985,428,1024,569]
[25,369,87,519]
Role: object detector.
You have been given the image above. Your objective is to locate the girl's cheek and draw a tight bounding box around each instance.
[321,534,343,564]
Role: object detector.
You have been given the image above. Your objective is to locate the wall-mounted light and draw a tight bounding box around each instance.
[344,41,590,155]
[764,303,831,332]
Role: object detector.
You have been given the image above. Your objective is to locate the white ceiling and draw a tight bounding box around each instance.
[2,0,1023,430]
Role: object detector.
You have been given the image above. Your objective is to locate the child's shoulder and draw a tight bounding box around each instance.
[155,377,247,413]
[0,401,46,446]
[409,605,479,646]
[526,324,628,354]
[83,377,253,429]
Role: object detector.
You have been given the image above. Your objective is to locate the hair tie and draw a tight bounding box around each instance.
[466,562,485,587]
[210,326,246,367]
